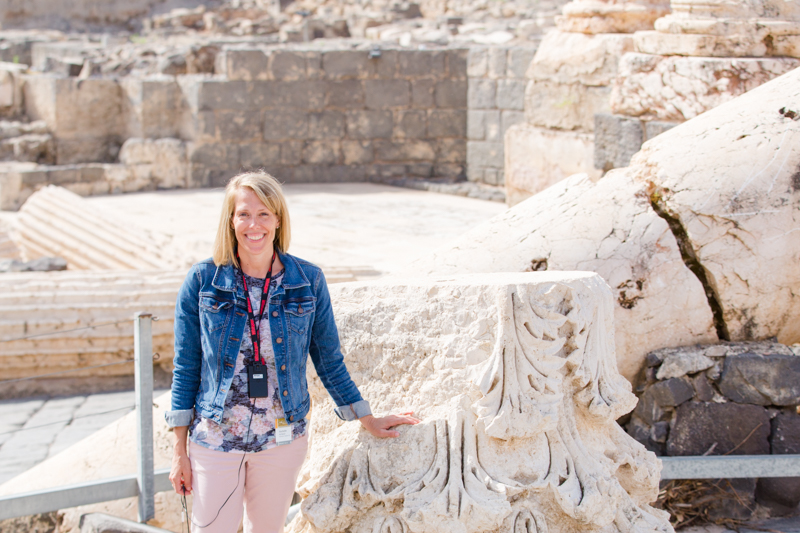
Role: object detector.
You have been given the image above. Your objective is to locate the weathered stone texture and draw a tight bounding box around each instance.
[13,185,190,270]
[610,54,800,121]
[667,402,771,456]
[718,353,800,406]
[504,124,601,204]
[290,273,670,533]
[402,68,800,380]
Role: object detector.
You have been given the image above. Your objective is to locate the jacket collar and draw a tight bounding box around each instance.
[210,251,311,297]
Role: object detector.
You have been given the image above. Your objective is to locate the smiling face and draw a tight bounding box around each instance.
[231,187,280,268]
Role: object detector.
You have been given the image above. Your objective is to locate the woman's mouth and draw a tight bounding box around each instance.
[246,234,266,242]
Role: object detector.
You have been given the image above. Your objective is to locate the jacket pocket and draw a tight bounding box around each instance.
[199,296,233,333]
[284,298,315,335]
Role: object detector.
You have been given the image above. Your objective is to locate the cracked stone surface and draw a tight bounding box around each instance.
[398,169,716,382]
[400,66,800,381]
[629,66,800,346]
[290,272,671,533]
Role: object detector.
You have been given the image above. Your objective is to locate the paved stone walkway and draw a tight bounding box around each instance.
[0,390,168,485]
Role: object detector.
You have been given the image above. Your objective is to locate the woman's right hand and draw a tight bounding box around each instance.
[169,426,193,495]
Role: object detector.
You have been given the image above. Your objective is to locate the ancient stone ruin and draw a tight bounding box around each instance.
[1,0,799,528]
[626,341,800,519]
[403,65,800,385]
[292,272,671,533]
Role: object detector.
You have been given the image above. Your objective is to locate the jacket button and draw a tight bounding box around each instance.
[276,337,283,344]
[281,365,286,371]
[283,390,288,396]
[298,306,303,315]
[272,311,278,317]
[289,415,294,421]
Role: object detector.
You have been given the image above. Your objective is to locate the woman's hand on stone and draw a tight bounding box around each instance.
[359,412,419,438]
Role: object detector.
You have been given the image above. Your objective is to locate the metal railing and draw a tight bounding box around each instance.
[0,316,799,522]
[0,313,164,523]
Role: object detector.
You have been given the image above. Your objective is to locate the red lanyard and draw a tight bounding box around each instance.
[238,251,276,365]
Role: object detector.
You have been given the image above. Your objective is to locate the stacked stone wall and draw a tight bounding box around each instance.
[627,341,800,519]
[1,41,537,205]
[465,45,534,186]
[189,46,468,186]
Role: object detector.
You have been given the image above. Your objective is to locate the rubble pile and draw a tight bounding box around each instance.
[626,341,800,519]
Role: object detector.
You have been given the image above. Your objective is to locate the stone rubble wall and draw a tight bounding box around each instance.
[0,0,219,32]
[626,341,800,519]
[465,45,535,186]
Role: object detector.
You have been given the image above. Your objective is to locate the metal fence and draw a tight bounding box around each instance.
[0,313,163,523]
[0,315,799,523]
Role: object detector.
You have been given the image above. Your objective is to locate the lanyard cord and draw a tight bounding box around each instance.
[238,250,276,366]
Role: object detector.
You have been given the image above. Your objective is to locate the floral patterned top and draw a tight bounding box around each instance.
[189,270,306,452]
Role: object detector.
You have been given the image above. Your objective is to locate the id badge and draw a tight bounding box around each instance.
[275,417,293,445]
[247,364,269,398]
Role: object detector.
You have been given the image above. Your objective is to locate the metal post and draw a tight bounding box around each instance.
[134,313,155,523]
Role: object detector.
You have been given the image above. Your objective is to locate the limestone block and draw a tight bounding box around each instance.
[555,0,669,34]
[434,79,468,108]
[528,32,635,87]
[290,273,670,533]
[610,53,800,121]
[0,215,20,260]
[23,76,125,165]
[400,168,716,382]
[468,79,496,109]
[593,113,644,171]
[467,141,503,169]
[0,270,181,383]
[525,32,633,131]
[0,62,26,118]
[507,48,537,79]
[394,110,427,139]
[504,124,601,204]
[365,80,410,109]
[467,47,488,77]
[120,76,184,139]
[410,66,800,381]
[628,66,800,346]
[428,109,466,138]
[496,79,525,110]
[13,186,191,270]
[119,138,188,189]
[635,0,800,58]
[525,79,612,131]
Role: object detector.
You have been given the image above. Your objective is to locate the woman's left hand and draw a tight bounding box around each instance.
[359,412,420,438]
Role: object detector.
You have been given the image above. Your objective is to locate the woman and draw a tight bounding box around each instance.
[166,171,418,533]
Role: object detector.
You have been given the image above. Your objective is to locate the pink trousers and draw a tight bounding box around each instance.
[188,436,308,533]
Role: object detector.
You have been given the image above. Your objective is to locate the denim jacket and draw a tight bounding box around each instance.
[165,252,371,428]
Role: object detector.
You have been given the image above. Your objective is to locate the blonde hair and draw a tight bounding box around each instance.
[212,171,291,267]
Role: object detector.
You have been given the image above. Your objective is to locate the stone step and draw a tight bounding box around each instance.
[13,186,191,270]
[0,269,181,382]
